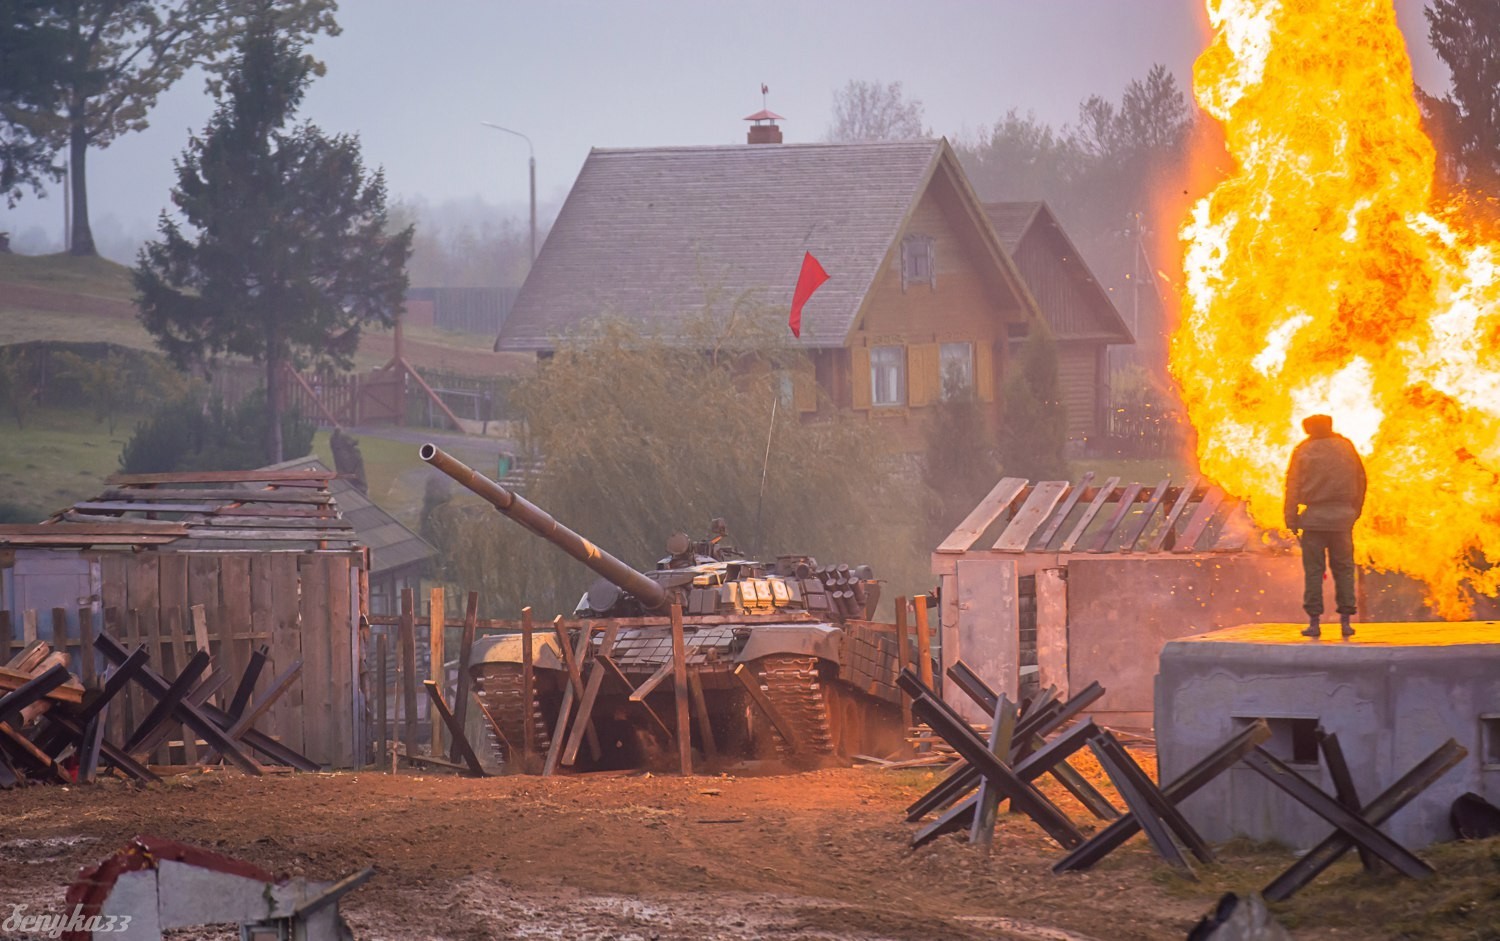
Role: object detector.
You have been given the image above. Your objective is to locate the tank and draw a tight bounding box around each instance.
[419,443,905,772]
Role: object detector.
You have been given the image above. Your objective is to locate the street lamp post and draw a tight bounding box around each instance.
[480,122,536,265]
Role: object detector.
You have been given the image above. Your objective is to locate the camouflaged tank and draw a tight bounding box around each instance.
[420,444,904,772]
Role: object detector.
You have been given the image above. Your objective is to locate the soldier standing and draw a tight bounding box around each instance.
[1284,414,1367,638]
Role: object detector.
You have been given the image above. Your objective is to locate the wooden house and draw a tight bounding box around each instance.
[495,134,1045,452]
[984,202,1134,443]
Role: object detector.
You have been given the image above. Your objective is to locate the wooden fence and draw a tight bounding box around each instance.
[3,550,367,769]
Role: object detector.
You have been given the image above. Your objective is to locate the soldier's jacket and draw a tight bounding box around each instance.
[1284,431,1367,531]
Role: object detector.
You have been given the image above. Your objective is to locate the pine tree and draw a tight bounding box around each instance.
[135,19,412,464]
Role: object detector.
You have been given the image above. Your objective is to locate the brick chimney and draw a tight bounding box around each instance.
[744,109,784,145]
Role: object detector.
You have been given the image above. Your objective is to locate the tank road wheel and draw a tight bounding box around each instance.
[743,655,836,762]
[472,663,551,772]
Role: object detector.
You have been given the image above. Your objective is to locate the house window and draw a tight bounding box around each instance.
[870,346,906,407]
[902,235,935,291]
[940,342,974,399]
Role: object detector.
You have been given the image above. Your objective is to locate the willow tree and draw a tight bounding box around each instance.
[135,19,410,464]
[425,316,928,617]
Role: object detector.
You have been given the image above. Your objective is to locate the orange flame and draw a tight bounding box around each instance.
[1174,0,1500,618]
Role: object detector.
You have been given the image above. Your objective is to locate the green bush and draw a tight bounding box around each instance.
[119,389,315,474]
[998,327,1070,480]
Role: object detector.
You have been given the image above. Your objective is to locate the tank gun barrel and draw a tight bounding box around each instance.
[419,444,668,610]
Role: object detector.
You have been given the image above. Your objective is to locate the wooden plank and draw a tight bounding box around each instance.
[264,554,303,755]
[48,607,68,665]
[157,554,190,761]
[992,481,1070,552]
[733,663,799,752]
[376,631,390,768]
[0,534,182,547]
[219,556,252,726]
[450,591,479,765]
[22,609,37,644]
[597,655,673,742]
[424,681,485,776]
[399,588,418,762]
[1031,472,1094,551]
[543,621,586,776]
[687,668,717,763]
[671,604,691,775]
[1060,476,1120,553]
[325,554,354,769]
[0,612,11,664]
[1173,486,1226,553]
[912,596,934,690]
[0,522,189,536]
[108,468,335,486]
[100,487,333,504]
[164,607,198,763]
[1145,477,1201,553]
[428,586,445,756]
[1117,478,1173,553]
[519,605,535,760]
[894,595,913,748]
[561,623,619,767]
[78,604,96,689]
[0,665,85,703]
[627,661,674,702]
[1085,482,1144,553]
[936,477,1028,553]
[185,557,221,702]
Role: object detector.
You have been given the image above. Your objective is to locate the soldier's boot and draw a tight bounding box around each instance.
[1340,614,1355,638]
[1301,617,1321,639]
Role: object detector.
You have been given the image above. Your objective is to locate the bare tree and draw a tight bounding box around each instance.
[826,80,926,142]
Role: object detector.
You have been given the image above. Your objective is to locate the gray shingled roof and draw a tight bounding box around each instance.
[258,456,435,577]
[984,201,1044,254]
[983,201,1134,345]
[498,140,961,351]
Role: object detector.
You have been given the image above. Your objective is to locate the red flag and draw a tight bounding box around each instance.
[789,251,829,338]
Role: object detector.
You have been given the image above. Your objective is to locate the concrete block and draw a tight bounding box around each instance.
[1157,621,1500,849]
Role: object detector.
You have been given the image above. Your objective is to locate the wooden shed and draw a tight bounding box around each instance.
[0,468,368,769]
[930,473,1283,729]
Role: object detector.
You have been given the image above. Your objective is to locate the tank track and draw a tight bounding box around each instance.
[751,655,836,756]
[473,663,550,768]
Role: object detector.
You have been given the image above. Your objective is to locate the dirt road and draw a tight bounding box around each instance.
[0,761,1449,941]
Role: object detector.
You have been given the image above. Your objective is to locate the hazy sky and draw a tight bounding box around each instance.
[0,0,1449,254]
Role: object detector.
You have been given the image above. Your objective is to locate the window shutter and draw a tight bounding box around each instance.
[793,368,817,413]
[976,341,996,402]
[851,346,872,409]
[908,343,940,407]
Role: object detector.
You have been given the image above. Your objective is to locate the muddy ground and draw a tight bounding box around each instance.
[0,761,1491,940]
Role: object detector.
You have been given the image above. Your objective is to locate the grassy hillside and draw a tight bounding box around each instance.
[0,251,136,299]
[0,251,529,374]
[0,405,141,521]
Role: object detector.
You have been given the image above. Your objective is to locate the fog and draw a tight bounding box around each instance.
[0,0,1448,262]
